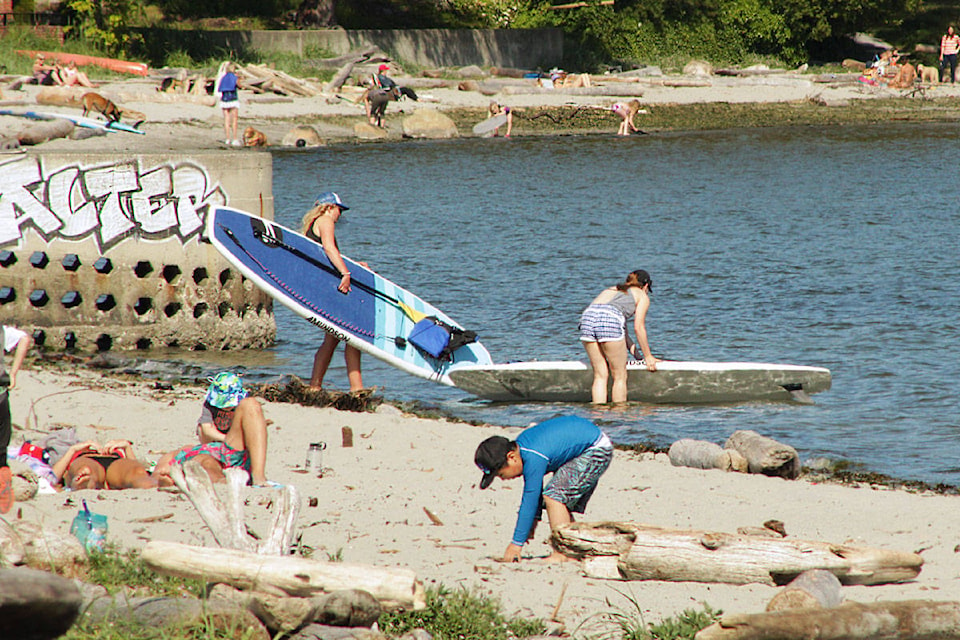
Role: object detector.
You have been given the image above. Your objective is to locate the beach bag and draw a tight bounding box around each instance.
[408,317,477,361]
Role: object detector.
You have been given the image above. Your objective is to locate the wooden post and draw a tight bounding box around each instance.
[766,569,843,611]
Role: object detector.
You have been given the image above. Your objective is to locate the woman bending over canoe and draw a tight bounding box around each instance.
[578,270,658,404]
[301,192,365,392]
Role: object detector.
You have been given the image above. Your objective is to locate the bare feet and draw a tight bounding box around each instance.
[542,551,573,563]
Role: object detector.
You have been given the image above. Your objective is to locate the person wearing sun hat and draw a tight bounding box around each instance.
[301,192,366,392]
[153,371,270,487]
[474,415,612,563]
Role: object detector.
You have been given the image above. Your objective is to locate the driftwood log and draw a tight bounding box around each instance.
[724,430,800,478]
[668,439,748,472]
[169,458,300,554]
[141,540,426,611]
[766,569,843,611]
[695,600,960,640]
[551,522,923,586]
[0,567,82,639]
[17,118,74,145]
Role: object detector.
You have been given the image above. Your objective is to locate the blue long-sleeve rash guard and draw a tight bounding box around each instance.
[511,415,602,546]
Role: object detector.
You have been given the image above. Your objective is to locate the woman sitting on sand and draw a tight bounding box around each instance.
[59,61,98,88]
[31,54,62,86]
[53,439,158,490]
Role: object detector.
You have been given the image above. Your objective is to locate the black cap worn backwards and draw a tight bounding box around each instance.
[474,436,514,489]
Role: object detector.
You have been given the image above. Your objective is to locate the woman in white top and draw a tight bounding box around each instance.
[578,270,658,403]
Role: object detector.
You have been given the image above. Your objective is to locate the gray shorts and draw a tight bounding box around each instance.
[543,441,613,514]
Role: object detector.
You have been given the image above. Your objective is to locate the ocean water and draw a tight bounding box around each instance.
[194,124,960,485]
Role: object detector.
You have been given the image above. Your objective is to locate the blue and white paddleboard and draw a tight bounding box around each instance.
[0,109,145,134]
[206,206,494,385]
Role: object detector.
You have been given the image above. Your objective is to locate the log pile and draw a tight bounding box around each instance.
[551,521,923,586]
[238,64,324,97]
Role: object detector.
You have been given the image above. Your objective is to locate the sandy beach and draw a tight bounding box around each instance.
[6,364,959,634]
[5,65,960,152]
[2,65,960,635]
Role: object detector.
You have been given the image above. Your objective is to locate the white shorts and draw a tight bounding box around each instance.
[220,101,239,110]
[578,305,625,343]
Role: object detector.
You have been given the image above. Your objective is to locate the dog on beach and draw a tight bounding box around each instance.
[81,92,122,123]
[917,64,939,84]
[243,126,267,147]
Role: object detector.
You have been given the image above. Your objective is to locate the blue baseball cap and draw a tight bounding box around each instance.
[315,192,349,210]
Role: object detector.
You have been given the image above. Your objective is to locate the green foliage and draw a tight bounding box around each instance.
[86,546,206,598]
[602,590,721,640]
[150,0,299,20]
[63,0,144,55]
[379,586,546,640]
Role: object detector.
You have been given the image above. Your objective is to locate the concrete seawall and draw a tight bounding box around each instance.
[143,27,564,70]
[0,150,276,352]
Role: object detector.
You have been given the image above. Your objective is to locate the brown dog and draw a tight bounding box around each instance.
[917,64,939,84]
[81,92,121,123]
[243,126,267,147]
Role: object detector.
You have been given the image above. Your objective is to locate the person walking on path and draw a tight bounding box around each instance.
[578,270,658,404]
[474,415,614,563]
[216,61,241,146]
[301,192,365,392]
[0,326,31,513]
[940,26,960,82]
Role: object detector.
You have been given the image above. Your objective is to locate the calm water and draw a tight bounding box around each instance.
[207,124,960,484]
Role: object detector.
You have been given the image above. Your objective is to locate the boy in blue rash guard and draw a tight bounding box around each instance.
[475,415,613,563]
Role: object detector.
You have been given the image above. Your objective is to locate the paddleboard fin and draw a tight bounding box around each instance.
[782,383,814,404]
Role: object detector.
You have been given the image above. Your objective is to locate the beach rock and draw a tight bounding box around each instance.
[618,66,663,77]
[281,125,324,147]
[683,60,713,77]
[0,567,83,639]
[10,460,38,502]
[311,589,382,627]
[401,109,458,139]
[354,122,388,139]
[0,136,21,150]
[0,521,86,572]
[457,80,480,92]
[290,624,387,640]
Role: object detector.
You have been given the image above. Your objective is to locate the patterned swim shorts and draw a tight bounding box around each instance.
[578,305,626,343]
[543,437,613,514]
[173,442,250,472]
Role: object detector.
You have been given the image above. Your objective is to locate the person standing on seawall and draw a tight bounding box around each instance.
[301,192,365,392]
[578,270,658,404]
[940,26,960,82]
[0,326,31,513]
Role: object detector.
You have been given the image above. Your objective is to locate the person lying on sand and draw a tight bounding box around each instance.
[475,415,613,563]
[53,439,158,490]
[153,371,270,486]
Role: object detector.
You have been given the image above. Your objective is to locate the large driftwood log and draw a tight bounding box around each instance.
[169,458,300,554]
[141,540,426,611]
[724,430,800,478]
[695,600,960,640]
[766,569,843,611]
[669,439,748,472]
[17,118,74,145]
[551,522,922,586]
[83,593,269,640]
[0,567,82,638]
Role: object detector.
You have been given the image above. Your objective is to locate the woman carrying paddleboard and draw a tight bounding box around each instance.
[578,270,658,404]
[301,192,365,392]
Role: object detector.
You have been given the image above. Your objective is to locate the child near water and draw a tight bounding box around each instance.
[474,415,613,562]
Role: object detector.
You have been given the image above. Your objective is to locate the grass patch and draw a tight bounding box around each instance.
[379,586,546,640]
[84,546,207,598]
[599,591,721,640]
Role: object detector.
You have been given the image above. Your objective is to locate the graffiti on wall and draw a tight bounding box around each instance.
[0,156,227,252]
